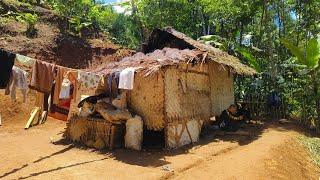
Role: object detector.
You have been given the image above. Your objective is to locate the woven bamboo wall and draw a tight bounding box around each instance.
[164,65,211,121]
[164,65,211,148]
[208,61,235,116]
[65,116,125,150]
[127,72,165,131]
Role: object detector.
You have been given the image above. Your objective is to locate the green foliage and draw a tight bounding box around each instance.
[236,47,261,72]
[198,35,228,50]
[306,38,320,68]
[280,38,320,69]
[47,0,117,37]
[110,14,140,49]
[16,12,38,37]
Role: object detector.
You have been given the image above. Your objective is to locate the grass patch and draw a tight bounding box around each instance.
[299,135,320,167]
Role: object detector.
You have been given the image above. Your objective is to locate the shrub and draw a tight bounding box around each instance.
[16,12,38,37]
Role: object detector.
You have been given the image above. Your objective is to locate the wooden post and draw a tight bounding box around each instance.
[109,125,115,150]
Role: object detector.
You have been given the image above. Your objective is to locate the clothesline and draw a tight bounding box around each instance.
[1,48,136,99]
[12,50,101,75]
[0,48,135,123]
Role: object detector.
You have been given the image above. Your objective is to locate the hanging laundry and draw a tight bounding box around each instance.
[0,49,16,89]
[107,71,120,97]
[15,54,36,68]
[53,66,68,104]
[29,60,56,93]
[59,78,71,99]
[119,68,135,90]
[78,71,102,90]
[65,70,78,101]
[68,71,102,120]
[5,66,29,102]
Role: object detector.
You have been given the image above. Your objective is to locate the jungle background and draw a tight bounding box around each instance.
[0,0,319,129]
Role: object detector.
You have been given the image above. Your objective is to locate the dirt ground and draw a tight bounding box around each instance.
[0,91,319,180]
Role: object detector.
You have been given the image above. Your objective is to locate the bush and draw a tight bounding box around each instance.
[16,12,38,37]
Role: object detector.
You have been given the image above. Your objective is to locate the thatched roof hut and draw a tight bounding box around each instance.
[142,27,256,75]
[94,28,256,148]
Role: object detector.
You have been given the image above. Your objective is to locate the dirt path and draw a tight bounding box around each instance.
[0,92,319,179]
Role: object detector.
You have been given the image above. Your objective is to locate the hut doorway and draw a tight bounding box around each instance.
[142,129,165,149]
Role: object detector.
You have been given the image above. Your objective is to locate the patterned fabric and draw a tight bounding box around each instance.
[67,71,102,120]
[15,54,36,68]
[78,71,102,90]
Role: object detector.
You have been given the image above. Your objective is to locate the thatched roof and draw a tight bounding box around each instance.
[142,27,257,75]
[94,48,206,76]
[95,27,256,76]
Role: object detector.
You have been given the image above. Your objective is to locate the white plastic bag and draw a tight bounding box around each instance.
[125,115,143,150]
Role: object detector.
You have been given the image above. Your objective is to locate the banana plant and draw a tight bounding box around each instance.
[280,37,320,126]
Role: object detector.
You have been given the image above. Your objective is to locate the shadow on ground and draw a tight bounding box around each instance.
[1,118,317,179]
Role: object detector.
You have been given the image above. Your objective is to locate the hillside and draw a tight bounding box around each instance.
[0,0,134,69]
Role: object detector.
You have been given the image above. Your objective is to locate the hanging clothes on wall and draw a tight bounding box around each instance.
[29,60,56,93]
[0,49,16,89]
[119,68,135,90]
[5,66,29,102]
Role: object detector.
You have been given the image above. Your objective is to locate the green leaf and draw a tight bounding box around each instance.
[236,47,261,72]
[280,38,305,65]
[306,38,320,68]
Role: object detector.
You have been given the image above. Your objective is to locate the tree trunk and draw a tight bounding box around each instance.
[239,21,243,46]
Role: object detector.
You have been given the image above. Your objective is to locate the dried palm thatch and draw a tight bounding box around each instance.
[143,27,257,75]
[94,48,205,76]
[94,27,256,75]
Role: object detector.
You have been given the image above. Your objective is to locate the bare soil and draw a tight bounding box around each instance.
[0,91,319,180]
[0,18,134,70]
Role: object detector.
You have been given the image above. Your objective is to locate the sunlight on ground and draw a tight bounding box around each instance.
[299,136,320,167]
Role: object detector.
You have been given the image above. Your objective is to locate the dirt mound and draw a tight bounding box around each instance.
[0,17,134,70]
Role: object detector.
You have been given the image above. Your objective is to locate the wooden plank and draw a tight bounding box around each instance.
[25,107,40,129]
[39,111,48,124]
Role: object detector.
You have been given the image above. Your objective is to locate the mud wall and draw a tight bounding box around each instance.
[127,72,165,131]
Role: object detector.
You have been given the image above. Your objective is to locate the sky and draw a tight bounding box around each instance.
[99,0,127,13]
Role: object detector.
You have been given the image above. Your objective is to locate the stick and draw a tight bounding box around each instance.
[25,107,40,129]
[39,111,48,124]
[109,125,115,150]
[185,123,194,144]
